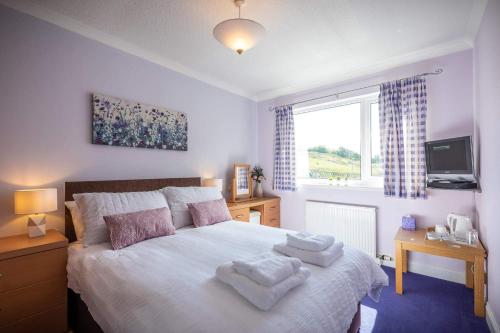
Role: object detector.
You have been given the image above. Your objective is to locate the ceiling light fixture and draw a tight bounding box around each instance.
[213,0,265,55]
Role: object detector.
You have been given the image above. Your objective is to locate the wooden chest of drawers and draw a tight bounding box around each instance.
[227,197,281,228]
[0,230,68,333]
[229,208,250,222]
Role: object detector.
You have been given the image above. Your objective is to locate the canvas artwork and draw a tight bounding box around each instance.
[92,93,188,151]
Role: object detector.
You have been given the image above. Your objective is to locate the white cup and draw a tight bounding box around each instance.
[435,224,447,235]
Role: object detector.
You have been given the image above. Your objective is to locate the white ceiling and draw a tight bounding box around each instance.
[2,0,487,101]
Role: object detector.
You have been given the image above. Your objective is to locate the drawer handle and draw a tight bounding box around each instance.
[236,214,244,218]
[269,206,277,210]
[0,273,2,278]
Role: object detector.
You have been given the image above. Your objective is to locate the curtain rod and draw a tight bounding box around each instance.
[270,68,443,110]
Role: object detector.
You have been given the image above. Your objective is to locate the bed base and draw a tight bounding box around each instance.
[69,289,361,333]
[349,302,362,333]
[68,289,104,333]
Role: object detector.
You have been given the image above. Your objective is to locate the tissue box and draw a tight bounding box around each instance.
[402,215,416,230]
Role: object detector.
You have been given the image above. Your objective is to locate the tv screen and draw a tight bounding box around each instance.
[425,136,473,176]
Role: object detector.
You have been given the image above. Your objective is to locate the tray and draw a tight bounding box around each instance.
[425,227,477,247]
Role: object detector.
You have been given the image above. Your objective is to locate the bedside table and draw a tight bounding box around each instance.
[0,229,68,332]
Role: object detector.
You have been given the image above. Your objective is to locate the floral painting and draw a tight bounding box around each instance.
[92,93,187,151]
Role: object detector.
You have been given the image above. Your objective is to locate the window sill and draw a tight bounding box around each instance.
[297,179,383,191]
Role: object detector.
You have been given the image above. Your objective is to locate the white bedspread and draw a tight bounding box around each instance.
[68,221,388,333]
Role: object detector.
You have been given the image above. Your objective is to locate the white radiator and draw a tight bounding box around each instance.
[305,201,377,258]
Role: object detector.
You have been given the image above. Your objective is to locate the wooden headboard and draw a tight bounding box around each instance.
[64,177,201,242]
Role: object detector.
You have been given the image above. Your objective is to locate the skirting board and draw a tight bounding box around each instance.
[381,260,465,284]
[487,303,500,333]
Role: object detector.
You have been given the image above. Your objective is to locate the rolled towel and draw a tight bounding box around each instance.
[233,253,302,287]
[286,232,335,251]
[216,262,310,311]
[273,242,344,267]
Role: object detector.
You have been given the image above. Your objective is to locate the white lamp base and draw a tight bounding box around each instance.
[27,214,47,238]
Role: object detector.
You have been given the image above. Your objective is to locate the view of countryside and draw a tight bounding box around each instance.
[295,101,382,181]
[307,145,382,180]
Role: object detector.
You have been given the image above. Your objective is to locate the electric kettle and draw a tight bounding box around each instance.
[447,213,473,235]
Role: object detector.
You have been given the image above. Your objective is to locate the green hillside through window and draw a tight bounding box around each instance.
[307,146,382,180]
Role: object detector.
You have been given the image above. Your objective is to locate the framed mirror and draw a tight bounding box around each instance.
[231,163,253,202]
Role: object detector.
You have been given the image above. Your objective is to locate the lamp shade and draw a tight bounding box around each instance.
[202,178,224,192]
[213,18,265,54]
[15,188,58,215]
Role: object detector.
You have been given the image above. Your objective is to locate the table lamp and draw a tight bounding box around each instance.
[202,178,224,193]
[15,188,57,238]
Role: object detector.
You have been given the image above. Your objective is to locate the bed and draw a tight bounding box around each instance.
[65,177,388,333]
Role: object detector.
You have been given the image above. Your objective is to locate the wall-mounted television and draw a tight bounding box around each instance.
[425,136,475,182]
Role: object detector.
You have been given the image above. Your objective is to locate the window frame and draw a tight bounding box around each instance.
[294,92,382,188]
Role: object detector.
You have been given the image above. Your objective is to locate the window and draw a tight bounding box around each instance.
[370,102,383,177]
[295,93,382,187]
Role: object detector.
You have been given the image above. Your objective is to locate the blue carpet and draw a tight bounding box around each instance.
[361,266,490,333]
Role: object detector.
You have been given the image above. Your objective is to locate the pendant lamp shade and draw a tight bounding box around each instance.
[213,18,265,54]
[213,0,265,54]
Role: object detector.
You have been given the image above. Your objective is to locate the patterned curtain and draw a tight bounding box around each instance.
[273,105,296,191]
[379,81,406,197]
[379,76,427,199]
[402,77,427,198]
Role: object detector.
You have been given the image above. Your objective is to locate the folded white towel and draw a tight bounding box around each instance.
[286,232,335,251]
[216,262,310,311]
[273,242,344,267]
[233,253,302,287]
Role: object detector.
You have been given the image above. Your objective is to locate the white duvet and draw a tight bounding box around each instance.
[68,221,388,333]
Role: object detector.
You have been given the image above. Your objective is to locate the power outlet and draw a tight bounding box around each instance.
[376,254,393,261]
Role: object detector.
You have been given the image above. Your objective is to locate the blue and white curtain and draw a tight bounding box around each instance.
[379,76,427,199]
[273,105,296,191]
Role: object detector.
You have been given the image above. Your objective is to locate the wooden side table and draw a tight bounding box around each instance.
[394,228,486,317]
[0,229,68,332]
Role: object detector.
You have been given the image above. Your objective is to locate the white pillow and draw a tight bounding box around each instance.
[65,201,85,242]
[73,191,168,247]
[161,187,223,229]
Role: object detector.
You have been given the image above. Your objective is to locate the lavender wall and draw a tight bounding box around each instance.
[0,5,257,236]
[257,50,476,282]
[474,0,500,324]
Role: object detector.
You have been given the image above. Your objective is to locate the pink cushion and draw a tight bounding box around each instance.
[103,207,175,250]
[187,198,232,228]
